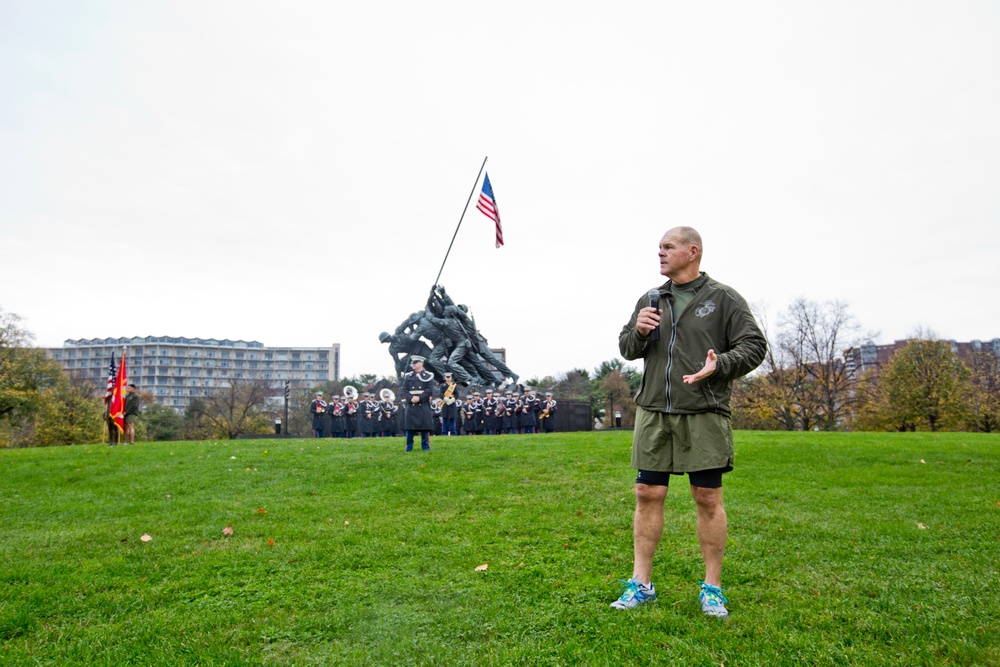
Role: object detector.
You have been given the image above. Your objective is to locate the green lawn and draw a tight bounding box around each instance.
[1,431,997,666]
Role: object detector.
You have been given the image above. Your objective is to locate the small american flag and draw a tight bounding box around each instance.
[104,351,117,404]
[476,172,503,248]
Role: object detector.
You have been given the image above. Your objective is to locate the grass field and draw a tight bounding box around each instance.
[1,431,997,666]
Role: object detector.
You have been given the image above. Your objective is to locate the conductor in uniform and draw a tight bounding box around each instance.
[401,355,435,452]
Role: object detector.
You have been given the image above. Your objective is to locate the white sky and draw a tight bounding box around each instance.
[2,1,998,380]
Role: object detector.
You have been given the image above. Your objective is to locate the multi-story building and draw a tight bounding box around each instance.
[43,336,340,410]
[844,338,1000,380]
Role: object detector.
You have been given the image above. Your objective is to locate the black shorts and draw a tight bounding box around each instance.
[636,467,726,489]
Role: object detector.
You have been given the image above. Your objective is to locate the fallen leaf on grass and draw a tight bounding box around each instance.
[267,539,275,547]
[920,459,926,464]
[917,522,927,529]
[222,526,234,537]
[576,510,583,515]
[344,520,349,526]
[475,563,488,571]
[120,538,128,543]
[141,534,153,542]
[257,509,267,515]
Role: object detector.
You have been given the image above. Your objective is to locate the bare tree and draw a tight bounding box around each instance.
[778,299,869,431]
[196,378,274,439]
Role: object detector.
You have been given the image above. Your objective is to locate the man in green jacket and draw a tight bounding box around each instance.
[611,226,766,618]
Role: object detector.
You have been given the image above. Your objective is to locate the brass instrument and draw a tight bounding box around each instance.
[343,386,359,400]
[443,381,457,405]
[379,388,396,403]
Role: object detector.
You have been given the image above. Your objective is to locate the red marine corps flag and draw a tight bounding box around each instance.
[476,172,503,248]
[108,347,128,433]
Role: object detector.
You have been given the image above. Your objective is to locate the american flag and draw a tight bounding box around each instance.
[476,172,503,248]
[104,351,117,404]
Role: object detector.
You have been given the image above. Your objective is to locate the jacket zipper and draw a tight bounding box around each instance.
[664,296,676,412]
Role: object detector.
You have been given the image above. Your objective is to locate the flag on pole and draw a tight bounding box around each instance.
[104,351,118,404]
[476,172,503,248]
[108,347,128,433]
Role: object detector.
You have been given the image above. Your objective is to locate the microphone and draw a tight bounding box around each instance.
[647,289,660,341]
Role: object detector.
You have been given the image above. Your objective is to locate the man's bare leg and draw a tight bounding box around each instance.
[691,485,726,587]
[632,483,668,584]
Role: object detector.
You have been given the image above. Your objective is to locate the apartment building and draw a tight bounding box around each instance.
[844,338,1000,380]
[43,336,340,410]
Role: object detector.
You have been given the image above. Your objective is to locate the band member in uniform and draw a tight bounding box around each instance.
[344,392,359,439]
[379,392,398,437]
[482,388,499,435]
[520,388,539,434]
[361,392,377,438]
[401,355,435,451]
[329,395,346,437]
[310,392,327,438]
[431,398,444,435]
[468,391,484,435]
[439,372,460,436]
[502,390,518,435]
[454,395,465,435]
[494,391,508,434]
[539,392,558,433]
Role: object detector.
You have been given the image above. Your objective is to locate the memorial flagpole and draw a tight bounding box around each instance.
[433,156,488,287]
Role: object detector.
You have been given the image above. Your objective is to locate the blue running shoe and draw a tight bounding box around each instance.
[698,581,729,618]
[610,578,656,610]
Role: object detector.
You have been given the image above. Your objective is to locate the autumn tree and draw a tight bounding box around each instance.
[32,374,104,447]
[142,402,184,441]
[1,308,63,426]
[598,370,636,428]
[730,305,801,430]
[964,348,1000,432]
[881,336,971,431]
[848,368,899,431]
[1,308,69,447]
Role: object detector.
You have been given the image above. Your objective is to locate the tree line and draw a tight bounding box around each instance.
[730,299,999,432]
[5,300,996,447]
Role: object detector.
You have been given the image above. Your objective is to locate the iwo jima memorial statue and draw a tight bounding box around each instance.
[379,158,519,393]
[380,284,519,390]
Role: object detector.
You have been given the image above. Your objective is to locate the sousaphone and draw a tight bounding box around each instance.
[343,385,359,401]
[379,388,395,403]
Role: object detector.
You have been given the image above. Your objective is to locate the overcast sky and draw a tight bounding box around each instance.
[2,1,998,380]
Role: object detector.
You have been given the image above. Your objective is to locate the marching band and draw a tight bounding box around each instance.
[310,384,557,438]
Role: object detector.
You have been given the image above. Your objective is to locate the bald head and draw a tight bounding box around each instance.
[658,227,703,283]
[666,226,703,257]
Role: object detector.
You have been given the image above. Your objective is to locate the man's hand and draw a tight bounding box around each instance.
[683,349,717,384]
[636,306,661,338]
